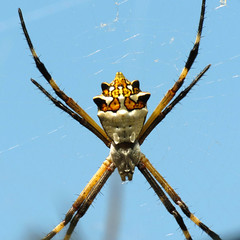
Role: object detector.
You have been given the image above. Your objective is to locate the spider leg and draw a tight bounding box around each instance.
[138,0,206,143]
[63,161,115,240]
[138,161,192,240]
[31,78,111,147]
[140,155,222,240]
[18,8,111,147]
[41,159,115,240]
[139,64,210,145]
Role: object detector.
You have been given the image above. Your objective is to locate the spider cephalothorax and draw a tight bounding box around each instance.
[93,72,150,180]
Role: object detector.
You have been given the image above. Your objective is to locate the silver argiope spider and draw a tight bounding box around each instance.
[18,0,221,239]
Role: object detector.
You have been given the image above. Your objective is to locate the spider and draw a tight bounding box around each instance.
[18,0,221,239]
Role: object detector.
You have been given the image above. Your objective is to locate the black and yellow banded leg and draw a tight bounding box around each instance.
[138,0,206,144]
[31,78,111,147]
[140,155,222,240]
[63,162,115,240]
[42,159,115,240]
[18,8,111,147]
[138,64,211,145]
[138,161,192,240]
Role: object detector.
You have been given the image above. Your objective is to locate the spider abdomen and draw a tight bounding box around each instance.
[93,72,150,144]
[97,107,148,144]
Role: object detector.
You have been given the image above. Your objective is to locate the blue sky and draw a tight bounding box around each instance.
[1,1,239,240]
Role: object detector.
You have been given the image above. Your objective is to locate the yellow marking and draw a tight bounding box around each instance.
[178,67,188,82]
[125,97,146,110]
[183,230,191,240]
[115,71,124,79]
[49,79,61,93]
[96,72,148,112]
[137,101,145,109]
[103,89,109,96]
[109,98,120,111]
[190,213,201,226]
[53,222,65,233]
[101,102,108,112]
[114,72,128,86]
[124,97,135,110]
[112,89,120,98]
[195,32,201,44]
[31,49,38,58]
[123,88,131,97]
[111,72,131,98]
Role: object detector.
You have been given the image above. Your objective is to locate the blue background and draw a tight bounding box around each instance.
[1,1,239,240]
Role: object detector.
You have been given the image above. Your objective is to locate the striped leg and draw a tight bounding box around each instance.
[140,155,222,240]
[63,162,115,240]
[138,64,210,145]
[31,78,111,147]
[138,0,206,143]
[18,8,111,147]
[138,161,192,240]
[42,159,115,240]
